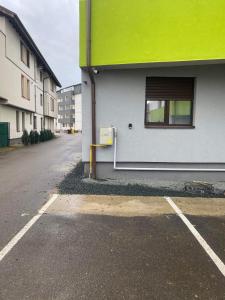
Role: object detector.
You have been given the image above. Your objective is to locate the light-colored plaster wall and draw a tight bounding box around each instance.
[0,17,58,140]
[0,105,33,139]
[75,93,82,131]
[0,18,35,112]
[82,64,225,164]
[44,78,58,119]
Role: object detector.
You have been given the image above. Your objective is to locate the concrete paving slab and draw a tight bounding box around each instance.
[172,197,225,216]
[48,194,174,217]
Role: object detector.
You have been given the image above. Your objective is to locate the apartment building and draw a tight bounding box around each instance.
[0,5,61,145]
[80,0,225,182]
[57,84,82,131]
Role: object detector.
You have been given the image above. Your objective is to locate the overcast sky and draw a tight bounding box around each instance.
[0,0,81,88]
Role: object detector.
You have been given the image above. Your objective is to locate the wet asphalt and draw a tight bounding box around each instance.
[0,134,81,250]
[1,135,225,299]
[0,211,225,299]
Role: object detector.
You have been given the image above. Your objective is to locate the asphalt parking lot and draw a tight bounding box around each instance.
[0,195,225,299]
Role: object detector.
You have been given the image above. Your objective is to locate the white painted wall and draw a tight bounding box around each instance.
[75,93,82,131]
[82,64,225,163]
[0,16,58,140]
[0,105,33,139]
[44,78,58,119]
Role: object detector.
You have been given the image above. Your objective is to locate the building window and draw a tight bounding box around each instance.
[30,113,32,125]
[22,112,25,131]
[20,42,30,67]
[33,115,37,130]
[21,75,30,99]
[51,98,54,112]
[145,77,194,128]
[40,94,43,106]
[16,111,20,132]
[41,117,43,130]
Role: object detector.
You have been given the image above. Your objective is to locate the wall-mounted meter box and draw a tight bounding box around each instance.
[100,127,113,145]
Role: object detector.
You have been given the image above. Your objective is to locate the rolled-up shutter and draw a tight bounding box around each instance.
[146,77,194,100]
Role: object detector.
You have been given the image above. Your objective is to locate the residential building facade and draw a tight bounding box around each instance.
[80,0,225,181]
[57,84,82,131]
[0,5,61,145]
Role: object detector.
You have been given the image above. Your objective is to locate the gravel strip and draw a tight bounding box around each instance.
[58,162,225,197]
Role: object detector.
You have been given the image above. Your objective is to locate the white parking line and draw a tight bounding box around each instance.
[0,194,58,263]
[164,196,225,277]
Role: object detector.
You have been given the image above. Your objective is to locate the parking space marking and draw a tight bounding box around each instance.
[0,194,58,263]
[165,196,225,277]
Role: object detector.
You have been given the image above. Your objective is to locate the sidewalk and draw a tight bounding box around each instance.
[0,144,24,154]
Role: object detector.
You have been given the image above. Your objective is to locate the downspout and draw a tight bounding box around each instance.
[113,128,225,172]
[86,0,97,179]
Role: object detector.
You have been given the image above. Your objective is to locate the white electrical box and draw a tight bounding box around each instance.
[100,127,113,145]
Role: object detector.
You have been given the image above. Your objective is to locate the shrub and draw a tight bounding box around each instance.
[38,129,55,142]
[34,131,40,144]
[29,130,35,144]
[21,129,29,146]
[40,130,44,142]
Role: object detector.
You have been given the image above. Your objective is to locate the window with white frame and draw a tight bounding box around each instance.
[50,98,54,111]
[20,42,30,67]
[21,75,30,99]
[145,77,194,128]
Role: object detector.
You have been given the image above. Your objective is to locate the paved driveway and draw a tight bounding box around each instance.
[1,193,225,299]
[0,133,81,250]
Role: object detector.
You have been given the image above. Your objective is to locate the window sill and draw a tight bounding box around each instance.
[22,96,30,101]
[21,61,30,68]
[145,125,195,129]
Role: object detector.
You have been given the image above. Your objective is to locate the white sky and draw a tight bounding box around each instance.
[0,0,81,88]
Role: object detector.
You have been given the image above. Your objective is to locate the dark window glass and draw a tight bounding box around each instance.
[145,77,194,127]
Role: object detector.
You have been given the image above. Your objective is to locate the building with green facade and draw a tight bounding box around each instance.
[80,0,225,181]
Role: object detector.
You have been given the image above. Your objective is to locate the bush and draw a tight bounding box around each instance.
[40,130,44,142]
[34,131,40,144]
[25,129,54,145]
[29,130,35,144]
[38,129,55,142]
[21,129,29,146]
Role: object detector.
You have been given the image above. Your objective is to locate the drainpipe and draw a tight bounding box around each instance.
[86,0,97,178]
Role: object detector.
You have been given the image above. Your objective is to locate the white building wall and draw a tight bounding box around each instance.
[0,105,33,139]
[0,16,58,141]
[0,18,36,112]
[82,64,225,164]
[44,78,58,119]
[75,93,82,131]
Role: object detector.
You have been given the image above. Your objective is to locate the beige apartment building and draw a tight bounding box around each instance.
[0,5,61,144]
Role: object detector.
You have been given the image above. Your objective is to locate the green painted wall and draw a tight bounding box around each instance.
[80,0,225,67]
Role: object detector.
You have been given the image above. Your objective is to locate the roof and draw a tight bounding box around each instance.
[0,5,61,87]
[57,84,81,95]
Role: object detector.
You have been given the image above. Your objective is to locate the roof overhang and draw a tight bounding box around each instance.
[81,58,225,71]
